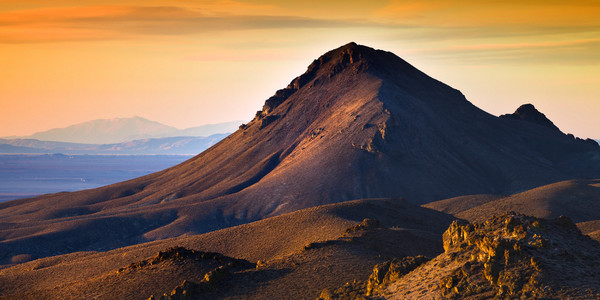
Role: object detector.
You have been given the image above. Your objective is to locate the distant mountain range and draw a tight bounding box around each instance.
[3,117,242,144]
[0,134,227,155]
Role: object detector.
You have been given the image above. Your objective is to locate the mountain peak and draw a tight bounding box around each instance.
[255,42,375,116]
[500,103,560,132]
[247,42,449,125]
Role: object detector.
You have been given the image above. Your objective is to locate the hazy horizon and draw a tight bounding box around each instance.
[1,116,243,138]
[1,1,599,139]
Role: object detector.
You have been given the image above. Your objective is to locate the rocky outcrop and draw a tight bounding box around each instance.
[142,247,255,300]
[148,266,231,300]
[381,213,600,299]
[345,218,381,234]
[118,246,252,273]
[317,255,429,299]
[365,255,429,296]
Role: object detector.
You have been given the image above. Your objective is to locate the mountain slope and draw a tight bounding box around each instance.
[424,179,600,241]
[425,179,600,224]
[1,42,600,263]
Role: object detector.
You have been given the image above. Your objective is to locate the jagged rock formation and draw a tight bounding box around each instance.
[365,255,430,296]
[321,213,600,299]
[148,267,231,300]
[2,43,600,265]
[378,213,600,299]
[318,255,430,300]
[345,218,381,234]
[116,247,255,300]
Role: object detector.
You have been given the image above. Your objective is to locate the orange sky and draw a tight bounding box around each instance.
[1,0,599,138]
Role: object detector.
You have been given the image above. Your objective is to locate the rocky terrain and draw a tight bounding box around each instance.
[322,213,600,299]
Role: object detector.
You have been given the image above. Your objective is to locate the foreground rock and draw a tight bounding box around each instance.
[385,213,600,299]
[323,213,600,299]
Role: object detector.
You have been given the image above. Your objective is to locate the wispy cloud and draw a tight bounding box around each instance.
[375,0,600,27]
[415,38,600,65]
[0,5,381,43]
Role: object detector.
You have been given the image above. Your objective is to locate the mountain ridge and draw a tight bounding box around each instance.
[0,134,227,155]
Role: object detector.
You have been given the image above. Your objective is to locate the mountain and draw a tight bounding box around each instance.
[7,117,241,144]
[0,134,227,155]
[1,42,600,264]
[0,198,456,299]
[23,116,177,144]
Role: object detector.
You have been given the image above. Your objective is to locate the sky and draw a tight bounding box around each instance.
[1,0,599,138]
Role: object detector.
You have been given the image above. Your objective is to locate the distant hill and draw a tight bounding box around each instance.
[0,134,227,155]
[424,178,600,242]
[424,179,600,224]
[5,117,241,144]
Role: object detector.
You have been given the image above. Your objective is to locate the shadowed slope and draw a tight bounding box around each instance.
[422,194,504,215]
[1,43,600,263]
[451,179,600,223]
[424,179,600,242]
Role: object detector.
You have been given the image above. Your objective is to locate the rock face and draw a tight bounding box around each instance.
[365,256,430,296]
[380,213,600,299]
[2,43,600,264]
